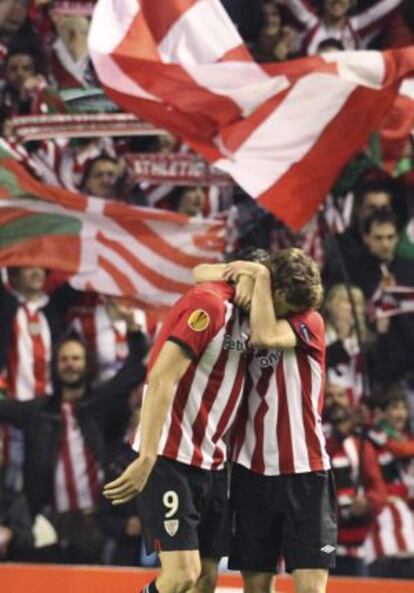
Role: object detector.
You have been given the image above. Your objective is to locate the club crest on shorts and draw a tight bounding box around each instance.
[164,519,179,537]
[187,309,210,332]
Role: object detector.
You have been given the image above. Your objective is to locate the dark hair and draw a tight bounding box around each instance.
[225,246,270,264]
[51,333,96,397]
[361,207,399,236]
[317,38,344,52]
[5,45,46,77]
[270,248,323,311]
[375,389,407,412]
[354,176,407,228]
[79,154,119,191]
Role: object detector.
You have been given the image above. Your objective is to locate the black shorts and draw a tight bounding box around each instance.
[229,463,337,574]
[136,456,230,558]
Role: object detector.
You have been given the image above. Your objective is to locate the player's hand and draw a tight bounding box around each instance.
[235,275,254,310]
[103,457,155,505]
[223,261,268,282]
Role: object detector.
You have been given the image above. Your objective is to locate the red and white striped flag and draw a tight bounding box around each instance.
[88,0,414,230]
[0,154,225,311]
[379,77,414,173]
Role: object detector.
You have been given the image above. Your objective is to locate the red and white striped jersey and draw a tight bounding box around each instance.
[232,310,330,476]
[132,282,248,470]
[7,297,52,400]
[68,303,159,382]
[364,499,414,562]
[54,402,104,513]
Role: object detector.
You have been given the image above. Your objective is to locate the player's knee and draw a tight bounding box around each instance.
[167,566,202,593]
[295,583,326,593]
[195,566,218,593]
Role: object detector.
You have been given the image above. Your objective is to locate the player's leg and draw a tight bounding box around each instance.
[292,569,328,593]
[228,465,283,590]
[241,571,274,593]
[282,471,337,593]
[136,458,205,593]
[193,557,219,593]
[156,549,202,593]
[196,469,232,593]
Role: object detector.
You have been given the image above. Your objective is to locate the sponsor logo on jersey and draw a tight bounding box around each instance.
[223,332,248,352]
[254,348,282,368]
[320,545,335,554]
[164,519,179,537]
[187,309,210,332]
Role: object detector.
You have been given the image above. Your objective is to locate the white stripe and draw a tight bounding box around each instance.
[322,51,386,89]
[283,352,310,472]
[88,0,157,101]
[342,437,359,483]
[175,310,231,464]
[202,307,245,462]
[54,457,70,512]
[186,63,290,117]
[64,404,94,510]
[393,499,414,552]
[214,73,357,197]
[377,505,399,555]
[14,308,36,400]
[96,241,184,304]
[308,355,330,470]
[158,0,243,66]
[39,309,52,395]
[331,456,351,469]
[261,370,280,475]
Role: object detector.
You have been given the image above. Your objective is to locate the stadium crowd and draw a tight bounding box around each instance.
[0,0,414,581]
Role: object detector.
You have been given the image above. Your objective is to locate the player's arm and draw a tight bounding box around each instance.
[193,263,254,310]
[103,341,191,505]
[224,261,297,350]
[193,263,227,283]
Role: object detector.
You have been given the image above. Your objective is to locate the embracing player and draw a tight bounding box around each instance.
[195,248,337,593]
[103,250,269,593]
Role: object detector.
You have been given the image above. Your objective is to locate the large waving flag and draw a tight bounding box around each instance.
[88,0,414,229]
[0,154,224,310]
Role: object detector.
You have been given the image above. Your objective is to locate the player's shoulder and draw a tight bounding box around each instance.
[288,309,325,346]
[290,309,323,330]
[182,282,234,312]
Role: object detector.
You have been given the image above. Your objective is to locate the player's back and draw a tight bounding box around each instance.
[133,282,249,470]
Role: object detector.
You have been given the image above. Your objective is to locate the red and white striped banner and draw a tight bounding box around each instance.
[10,113,165,142]
[88,0,414,230]
[0,157,225,311]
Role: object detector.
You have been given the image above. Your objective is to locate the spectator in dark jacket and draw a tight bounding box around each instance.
[0,302,147,564]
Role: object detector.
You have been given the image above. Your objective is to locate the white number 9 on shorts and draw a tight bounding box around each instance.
[163,490,179,518]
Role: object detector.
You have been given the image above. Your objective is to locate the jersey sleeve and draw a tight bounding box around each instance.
[167,290,227,360]
[287,310,325,355]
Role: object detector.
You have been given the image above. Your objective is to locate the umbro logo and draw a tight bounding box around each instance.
[320,545,335,554]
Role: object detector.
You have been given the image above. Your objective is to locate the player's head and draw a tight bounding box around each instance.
[270,248,323,316]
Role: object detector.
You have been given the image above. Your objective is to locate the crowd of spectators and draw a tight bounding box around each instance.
[0,0,414,580]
